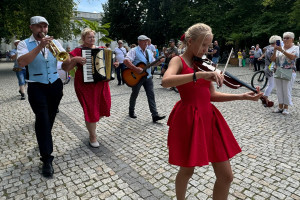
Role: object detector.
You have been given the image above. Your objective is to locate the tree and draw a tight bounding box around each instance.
[290,0,300,37]
[102,0,144,44]
[0,0,75,43]
[102,0,299,54]
[72,18,112,46]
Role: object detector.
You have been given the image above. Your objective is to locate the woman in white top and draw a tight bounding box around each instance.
[271,32,299,115]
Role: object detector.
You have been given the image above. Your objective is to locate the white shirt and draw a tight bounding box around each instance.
[114,47,127,63]
[17,34,65,82]
[17,34,65,59]
[276,45,299,69]
[125,46,155,63]
[147,44,156,53]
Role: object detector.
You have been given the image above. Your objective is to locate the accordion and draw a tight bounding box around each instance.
[82,48,115,83]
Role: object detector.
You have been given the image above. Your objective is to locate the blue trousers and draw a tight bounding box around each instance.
[28,79,63,163]
[15,68,26,86]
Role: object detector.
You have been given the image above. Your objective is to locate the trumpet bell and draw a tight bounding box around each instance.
[57,52,69,62]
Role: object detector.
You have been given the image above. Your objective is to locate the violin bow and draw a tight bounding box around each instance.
[223,48,233,75]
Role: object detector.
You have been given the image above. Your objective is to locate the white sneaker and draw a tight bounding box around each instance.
[273,108,283,113]
[89,140,100,148]
[282,109,289,115]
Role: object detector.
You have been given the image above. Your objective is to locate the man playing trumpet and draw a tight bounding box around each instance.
[17,16,68,178]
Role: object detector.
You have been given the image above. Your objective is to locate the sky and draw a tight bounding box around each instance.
[75,0,107,13]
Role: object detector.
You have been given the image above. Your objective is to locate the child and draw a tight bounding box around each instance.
[161,23,262,199]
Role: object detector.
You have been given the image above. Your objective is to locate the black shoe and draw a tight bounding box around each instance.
[129,112,137,118]
[152,115,166,123]
[171,87,179,93]
[118,83,121,85]
[20,93,25,100]
[42,163,54,178]
[18,90,22,95]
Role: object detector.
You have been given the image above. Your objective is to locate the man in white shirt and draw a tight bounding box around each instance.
[114,40,127,85]
[17,16,67,178]
[147,38,156,58]
[124,35,165,122]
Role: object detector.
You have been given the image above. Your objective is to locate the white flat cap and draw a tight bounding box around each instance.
[138,35,150,40]
[30,16,49,25]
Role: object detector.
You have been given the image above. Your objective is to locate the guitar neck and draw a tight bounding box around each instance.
[145,56,165,69]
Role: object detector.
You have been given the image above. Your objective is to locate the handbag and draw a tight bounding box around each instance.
[274,67,293,81]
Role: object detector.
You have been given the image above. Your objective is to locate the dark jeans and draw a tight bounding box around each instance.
[116,63,126,84]
[28,79,63,164]
[254,58,261,71]
[129,77,158,117]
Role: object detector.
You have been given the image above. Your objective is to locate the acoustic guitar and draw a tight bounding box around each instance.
[122,56,165,87]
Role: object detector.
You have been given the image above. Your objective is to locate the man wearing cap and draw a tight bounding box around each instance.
[123,35,165,122]
[17,16,67,178]
[114,40,127,85]
[10,40,27,100]
[161,39,179,76]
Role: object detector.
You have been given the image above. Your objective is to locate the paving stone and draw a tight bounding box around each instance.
[0,63,299,199]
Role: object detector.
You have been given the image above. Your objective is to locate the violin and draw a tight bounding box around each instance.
[192,56,274,107]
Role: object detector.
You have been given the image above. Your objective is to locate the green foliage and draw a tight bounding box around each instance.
[103,0,299,52]
[102,0,145,44]
[0,0,75,43]
[289,0,300,36]
[72,18,112,45]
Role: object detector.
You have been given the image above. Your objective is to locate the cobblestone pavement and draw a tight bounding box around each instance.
[0,62,299,200]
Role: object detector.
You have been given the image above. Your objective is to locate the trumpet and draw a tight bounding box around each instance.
[41,32,69,62]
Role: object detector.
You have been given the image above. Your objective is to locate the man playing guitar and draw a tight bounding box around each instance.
[123,35,165,122]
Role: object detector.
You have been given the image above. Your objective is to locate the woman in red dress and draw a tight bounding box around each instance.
[162,23,263,199]
[62,28,112,148]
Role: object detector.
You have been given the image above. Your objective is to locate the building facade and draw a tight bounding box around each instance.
[0,11,106,59]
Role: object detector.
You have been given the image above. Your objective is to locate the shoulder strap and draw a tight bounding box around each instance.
[119,47,126,57]
[145,49,150,64]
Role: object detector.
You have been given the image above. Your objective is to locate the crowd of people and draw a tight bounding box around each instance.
[11,15,299,199]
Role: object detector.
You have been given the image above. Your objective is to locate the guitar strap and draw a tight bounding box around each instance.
[145,49,150,64]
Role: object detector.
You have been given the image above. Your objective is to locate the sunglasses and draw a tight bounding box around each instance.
[283,37,291,40]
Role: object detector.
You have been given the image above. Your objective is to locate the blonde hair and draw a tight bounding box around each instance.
[180,23,213,49]
[79,28,96,44]
[269,35,282,44]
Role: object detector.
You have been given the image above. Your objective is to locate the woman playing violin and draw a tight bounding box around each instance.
[161,23,263,200]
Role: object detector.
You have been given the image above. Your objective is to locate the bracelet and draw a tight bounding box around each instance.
[193,71,197,83]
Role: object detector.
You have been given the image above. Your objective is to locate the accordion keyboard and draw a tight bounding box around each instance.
[82,50,94,82]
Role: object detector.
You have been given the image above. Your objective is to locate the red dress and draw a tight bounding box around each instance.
[167,57,241,167]
[70,47,111,123]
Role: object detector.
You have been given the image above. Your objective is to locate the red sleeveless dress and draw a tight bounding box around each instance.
[167,57,241,167]
[70,47,111,123]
